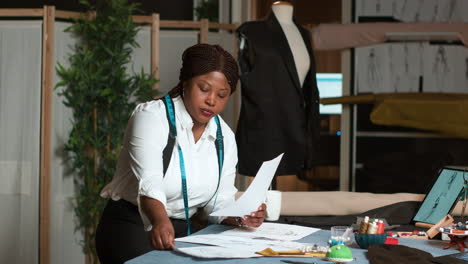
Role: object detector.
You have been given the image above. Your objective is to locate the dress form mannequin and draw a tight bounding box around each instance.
[272,1,310,86]
[235,2,320,177]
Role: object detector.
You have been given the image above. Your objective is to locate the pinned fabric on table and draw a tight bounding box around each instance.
[367,244,434,264]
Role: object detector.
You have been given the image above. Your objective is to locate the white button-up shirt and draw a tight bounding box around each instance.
[100,96,238,230]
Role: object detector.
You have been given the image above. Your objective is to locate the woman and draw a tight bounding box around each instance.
[95,43,266,264]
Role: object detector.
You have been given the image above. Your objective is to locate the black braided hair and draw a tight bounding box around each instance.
[168,43,239,97]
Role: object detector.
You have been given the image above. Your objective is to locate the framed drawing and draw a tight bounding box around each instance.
[413,166,467,225]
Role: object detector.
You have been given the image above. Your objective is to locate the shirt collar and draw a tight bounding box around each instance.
[172,96,218,140]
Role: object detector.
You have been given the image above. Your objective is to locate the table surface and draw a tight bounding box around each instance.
[126,225,460,264]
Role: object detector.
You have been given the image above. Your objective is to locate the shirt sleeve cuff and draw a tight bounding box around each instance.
[138,178,167,231]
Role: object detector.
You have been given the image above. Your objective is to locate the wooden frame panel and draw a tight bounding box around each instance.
[40,6,55,264]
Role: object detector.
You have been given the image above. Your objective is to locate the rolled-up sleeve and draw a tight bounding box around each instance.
[205,129,238,224]
[127,106,169,229]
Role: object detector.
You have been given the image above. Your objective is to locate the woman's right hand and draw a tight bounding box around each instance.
[140,196,175,250]
[149,217,175,250]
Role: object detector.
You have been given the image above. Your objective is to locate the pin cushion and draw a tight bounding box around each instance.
[326,244,353,263]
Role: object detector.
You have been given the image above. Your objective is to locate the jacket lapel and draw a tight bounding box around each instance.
[268,13,303,95]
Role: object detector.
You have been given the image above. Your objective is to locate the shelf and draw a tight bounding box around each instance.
[385,32,461,42]
[312,22,468,50]
[356,131,449,138]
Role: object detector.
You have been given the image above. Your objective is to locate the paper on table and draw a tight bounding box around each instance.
[174,246,262,259]
[219,222,320,241]
[175,234,303,251]
[210,153,284,217]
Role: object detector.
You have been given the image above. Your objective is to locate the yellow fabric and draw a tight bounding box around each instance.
[369,94,468,138]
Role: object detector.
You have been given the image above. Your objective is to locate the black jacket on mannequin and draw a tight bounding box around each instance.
[236,12,320,176]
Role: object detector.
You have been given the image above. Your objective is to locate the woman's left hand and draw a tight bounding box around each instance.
[241,203,266,227]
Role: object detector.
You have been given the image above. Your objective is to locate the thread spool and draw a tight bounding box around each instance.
[359,216,369,234]
[367,221,378,234]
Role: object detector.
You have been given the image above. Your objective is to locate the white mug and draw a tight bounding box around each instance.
[265,190,282,221]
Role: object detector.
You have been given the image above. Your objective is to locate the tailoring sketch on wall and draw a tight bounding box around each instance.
[394,0,468,22]
[432,46,450,91]
[423,45,453,92]
[367,48,382,92]
[374,0,382,13]
[466,58,468,81]
[453,0,468,22]
[388,45,400,92]
[356,0,393,18]
[397,0,425,22]
[445,0,458,21]
[388,43,423,92]
[356,45,390,93]
[455,47,468,93]
[432,0,440,21]
[418,0,438,22]
[422,44,468,93]
[392,0,405,20]
[435,0,468,22]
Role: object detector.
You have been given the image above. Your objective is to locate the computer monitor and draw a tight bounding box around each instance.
[316,73,342,115]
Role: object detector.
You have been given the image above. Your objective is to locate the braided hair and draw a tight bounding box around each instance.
[168,43,239,97]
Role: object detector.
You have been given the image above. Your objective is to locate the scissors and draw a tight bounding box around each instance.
[281,260,318,264]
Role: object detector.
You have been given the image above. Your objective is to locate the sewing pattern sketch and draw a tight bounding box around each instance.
[422,196,441,221]
[176,234,302,251]
[465,58,468,80]
[400,0,408,18]
[358,0,393,17]
[447,0,457,21]
[392,0,397,15]
[389,45,398,92]
[432,46,451,92]
[415,169,464,223]
[394,0,467,22]
[424,171,457,222]
[414,0,424,21]
[375,0,381,13]
[441,171,458,198]
[219,222,319,241]
[432,1,439,21]
[404,44,410,74]
[367,48,382,92]
[175,246,261,259]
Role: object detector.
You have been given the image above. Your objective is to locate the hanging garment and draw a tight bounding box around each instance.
[236,13,320,176]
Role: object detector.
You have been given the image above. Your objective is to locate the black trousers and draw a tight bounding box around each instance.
[95,199,204,264]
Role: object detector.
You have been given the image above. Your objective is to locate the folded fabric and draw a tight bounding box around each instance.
[371,96,468,138]
[367,244,434,264]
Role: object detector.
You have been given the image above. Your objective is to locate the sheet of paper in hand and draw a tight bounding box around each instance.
[210,153,284,217]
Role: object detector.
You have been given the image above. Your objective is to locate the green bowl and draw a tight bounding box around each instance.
[354,233,387,249]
